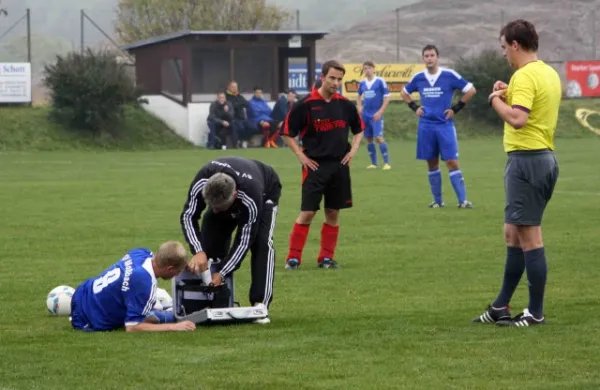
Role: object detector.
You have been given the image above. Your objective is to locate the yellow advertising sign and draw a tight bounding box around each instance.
[342,63,426,100]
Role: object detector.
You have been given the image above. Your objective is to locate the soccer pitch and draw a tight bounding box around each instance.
[1,138,599,389]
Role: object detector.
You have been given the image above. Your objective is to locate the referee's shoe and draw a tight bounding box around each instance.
[472,305,512,323]
[496,308,545,327]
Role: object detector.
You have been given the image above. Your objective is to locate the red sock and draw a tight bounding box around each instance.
[269,131,280,142]
[318,223,339,262]
[287,223,310,263]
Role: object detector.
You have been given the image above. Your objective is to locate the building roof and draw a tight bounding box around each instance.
[121,30,329,51]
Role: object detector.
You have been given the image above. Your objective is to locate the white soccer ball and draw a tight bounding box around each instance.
[153,288,173,312]
[46,285,75,316]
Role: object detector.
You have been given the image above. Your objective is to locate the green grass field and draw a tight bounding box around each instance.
[1,138,600,390]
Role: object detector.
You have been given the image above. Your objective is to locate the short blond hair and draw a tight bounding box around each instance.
[154,241,188,269]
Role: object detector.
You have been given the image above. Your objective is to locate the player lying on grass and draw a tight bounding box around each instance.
[70,241,196,332]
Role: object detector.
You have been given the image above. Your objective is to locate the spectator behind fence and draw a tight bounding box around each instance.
[225,80,253,148]
[271,89,298,123]
[207,92,234,149]
[271,89,298,145]
[248,86,280,148]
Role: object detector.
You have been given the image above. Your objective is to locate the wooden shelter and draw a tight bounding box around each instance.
[121,30,328,104]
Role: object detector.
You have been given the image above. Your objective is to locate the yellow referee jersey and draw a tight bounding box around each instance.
[503,60,562,152]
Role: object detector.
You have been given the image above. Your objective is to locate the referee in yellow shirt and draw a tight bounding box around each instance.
[473,19,560,327]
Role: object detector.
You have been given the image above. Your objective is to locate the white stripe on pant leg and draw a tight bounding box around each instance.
[262,205,278,307]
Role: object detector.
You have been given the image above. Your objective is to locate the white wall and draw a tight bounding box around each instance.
[141,95,189,141]
[142,94,275,147]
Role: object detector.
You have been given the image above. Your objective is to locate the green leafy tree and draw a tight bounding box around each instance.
[43,49,145,133]
[115,0,291,44]
[454,49,515,132]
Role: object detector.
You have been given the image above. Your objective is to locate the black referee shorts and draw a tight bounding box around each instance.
[504,149,559,226]
[301,159,352,212]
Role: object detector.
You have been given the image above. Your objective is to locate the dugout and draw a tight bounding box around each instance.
[121,30,328,105]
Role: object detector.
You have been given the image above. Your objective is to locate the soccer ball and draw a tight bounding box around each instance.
[46,285,75,316]
[153,288,173,312]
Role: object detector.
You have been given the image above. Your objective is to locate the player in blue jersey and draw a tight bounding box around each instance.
[401,45,477,208]
[357,61,392,170]
[70,241,196,332]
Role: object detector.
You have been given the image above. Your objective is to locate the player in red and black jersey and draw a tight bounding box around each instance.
[281,60,365,269]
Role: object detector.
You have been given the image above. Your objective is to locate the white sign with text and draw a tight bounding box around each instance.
[0,63,32,103]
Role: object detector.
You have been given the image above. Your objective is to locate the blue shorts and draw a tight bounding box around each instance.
[70,287,93,331]
[416,124,459,161]
[363,116,384,139]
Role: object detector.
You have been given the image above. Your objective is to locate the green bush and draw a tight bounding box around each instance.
[43,49,145,133]
[453,49,514,134]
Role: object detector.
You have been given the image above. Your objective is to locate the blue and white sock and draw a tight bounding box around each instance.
[367,143,377,165]
[449,169,467,203]
[379,142,390,164]
[428,169,443,204]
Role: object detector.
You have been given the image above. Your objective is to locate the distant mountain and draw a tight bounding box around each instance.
[316,0,600,69]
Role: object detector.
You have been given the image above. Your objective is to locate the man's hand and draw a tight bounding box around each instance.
[222,121,229,127]
[373,111,383,122]
[416,107,424,117]
[188,252,208,275]
[211,273,223,286]
[357,106,363,117]
[489,89,507,105]
[172,321,196,331]
[444,109,455,119]
[341,151,355,166]
[297,152,319,171]
[493,80,508,92]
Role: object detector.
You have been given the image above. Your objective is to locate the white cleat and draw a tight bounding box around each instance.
[253,303,270,324]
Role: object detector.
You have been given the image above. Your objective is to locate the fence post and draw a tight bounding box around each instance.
[80,9,85,54]
[26,9,31,64]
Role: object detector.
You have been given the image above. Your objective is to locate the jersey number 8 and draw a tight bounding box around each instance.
[93,268,121,294]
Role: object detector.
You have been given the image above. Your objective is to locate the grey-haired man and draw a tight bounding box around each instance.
[179,157,282,317]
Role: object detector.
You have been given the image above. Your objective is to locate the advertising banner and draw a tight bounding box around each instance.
[0,63,32,103]
[288,63,322,94]
[566,61,600,98]
[341,63,425,100]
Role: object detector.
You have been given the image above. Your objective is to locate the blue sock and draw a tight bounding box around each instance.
[146,310,176,324]
[367,143,377,165]
[449,169,467,203]
[525,247,547,319]
[493,247,526,308]
[379,142,390,164]
[428,169,442,204]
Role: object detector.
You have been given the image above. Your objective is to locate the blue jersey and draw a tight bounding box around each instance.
[358,77,390,117]
[404,68,473,126]
[73,248,157,331]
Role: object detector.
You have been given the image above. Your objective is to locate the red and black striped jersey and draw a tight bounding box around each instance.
[282,89,364,160]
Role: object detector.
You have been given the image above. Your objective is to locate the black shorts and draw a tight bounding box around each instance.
[301,160,352,211]
[504,149,559,226]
